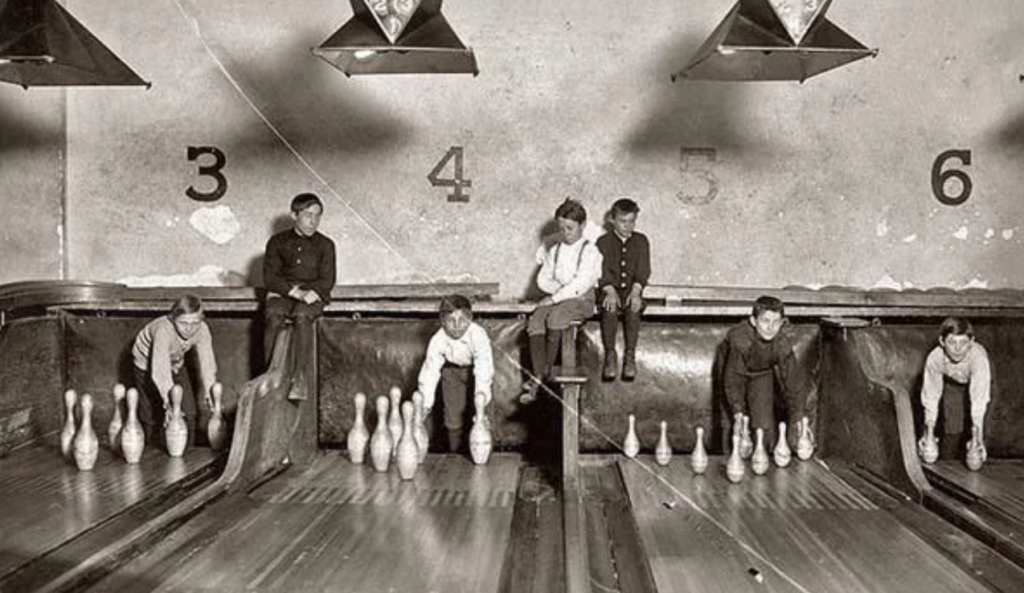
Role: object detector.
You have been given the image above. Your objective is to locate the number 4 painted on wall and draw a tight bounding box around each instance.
[428,146,472,202]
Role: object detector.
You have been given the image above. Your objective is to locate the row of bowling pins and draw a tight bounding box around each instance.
[621,413,815,480]
[347,387,493,479]
[724,414,815,483]
[917,422,986,471]
[61,382,228,471]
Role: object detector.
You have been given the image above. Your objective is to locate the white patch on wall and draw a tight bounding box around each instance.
[582,220,603,242]
[872,273,904,290]
[985,229,995,239]
[953,226,969,240]
[117,264,245,287]
[963,277,989,289]
[189,206,241,245]
[1003,229,1015,240]
[875,220,889,237]
[901,234,917,243]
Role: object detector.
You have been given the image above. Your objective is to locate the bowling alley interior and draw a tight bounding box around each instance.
[3,0,1024,591]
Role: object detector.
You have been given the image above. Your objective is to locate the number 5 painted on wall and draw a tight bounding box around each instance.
[677,147,718,205]
[186,146,227,202]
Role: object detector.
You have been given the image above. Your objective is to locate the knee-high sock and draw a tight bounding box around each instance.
[545,330,563,371]
[529,334,547,379]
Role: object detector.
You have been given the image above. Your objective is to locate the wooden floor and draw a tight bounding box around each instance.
[926,459,1024,522]
[0,442,218,581]
[0,442,216,581]
[621,455,991,593]
[87,452,521,593]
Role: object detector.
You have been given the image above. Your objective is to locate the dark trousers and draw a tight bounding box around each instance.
[737,371,804,448]
[599,297,642,354]
[938,381,970,458]
[133,365,199,448]
[435,365,474,452]
[264,297,324,387]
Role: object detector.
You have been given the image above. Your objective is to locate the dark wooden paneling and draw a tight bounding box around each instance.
[0,317,63,454]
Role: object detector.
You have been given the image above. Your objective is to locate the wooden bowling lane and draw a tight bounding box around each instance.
[0,442,218,581]
[621,455,992,593]
[86,452,521,593]
[923,459,1024,567]
[926,460,1024,522]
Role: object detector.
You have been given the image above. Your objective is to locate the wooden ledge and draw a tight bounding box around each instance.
[550,366,588,384]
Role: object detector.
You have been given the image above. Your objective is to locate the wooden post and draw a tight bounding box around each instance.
[551,321,591,593]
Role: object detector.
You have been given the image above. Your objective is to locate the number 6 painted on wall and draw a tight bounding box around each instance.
[931,149,972,206]
[186,146,228,202]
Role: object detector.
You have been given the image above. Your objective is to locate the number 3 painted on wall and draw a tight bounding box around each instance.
[186,146,228,202]
[931,149,972,206]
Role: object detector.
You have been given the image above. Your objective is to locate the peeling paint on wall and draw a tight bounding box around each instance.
[189,206,241,245]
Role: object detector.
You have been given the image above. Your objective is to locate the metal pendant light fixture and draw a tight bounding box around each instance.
[312,0,477,76]
[0,0,149,89]
[675,0,876,83]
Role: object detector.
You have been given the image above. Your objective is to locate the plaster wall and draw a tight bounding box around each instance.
[4,0,1024,294]
[0,88,63,283]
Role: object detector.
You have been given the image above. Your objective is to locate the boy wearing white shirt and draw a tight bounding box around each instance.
[418,295,494,453]
[919,317,992,461]
[521,198,603,403]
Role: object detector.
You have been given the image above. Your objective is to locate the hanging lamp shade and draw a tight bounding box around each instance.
[0,0,149,89]
[312,0,477,76]
[674,0,876,83]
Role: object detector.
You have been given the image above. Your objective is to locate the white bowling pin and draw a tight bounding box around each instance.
[412,391,430,464]
[370,395,392,472]
[108,384,125,451]
[918,421,939,464]
[347,392,370,464]
[396,401,419,480]
[164,385,188,458]
[965,424,986,471]
[751,428,769,476]
[387,386,403,459]
[796,416,816,461]
[120,387,145,464]
[739,415,754,459]
[206,382,228,451]
[726,433,745,484]
[623,414,640,458]
[469,393,493,465]
[61,388,77,457]
[690,426,708,475]
[655,421,672,466]
[72,393,99,471]
[774,421,792,468]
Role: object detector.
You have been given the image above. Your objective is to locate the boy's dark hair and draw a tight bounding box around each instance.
[610,198,640,217]
[751,295,784,318]
[555,198,587,224]
[170,294,203,318]
[291,192,323,214]
[939,317,973,339]
[439,294,473,317]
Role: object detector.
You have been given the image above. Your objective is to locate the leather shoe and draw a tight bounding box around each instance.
[602,351,618,382]
[621,350,637,381]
